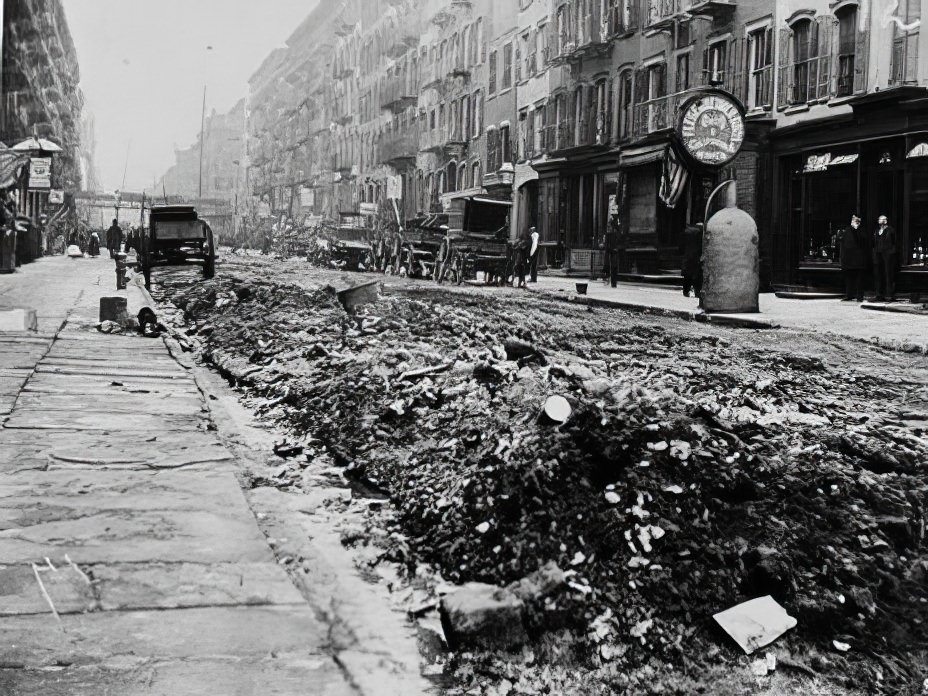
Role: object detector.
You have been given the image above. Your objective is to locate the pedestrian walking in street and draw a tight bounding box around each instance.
[0,189,15,273]
[513,227,531,289]
[681,223,704,298]
[88,229,101,257]
[873,214,898,301]
[106,218,123,258]
[528,226,540,283]
[839,214,867,302]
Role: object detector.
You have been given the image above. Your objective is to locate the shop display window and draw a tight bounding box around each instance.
[907,163,928,266]
[802,157,856,265]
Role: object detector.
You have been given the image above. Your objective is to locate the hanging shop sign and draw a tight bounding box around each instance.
[299,185,315,209]
[677,91,746,168]
[29,157,52,189]
[360,202,378,216]
[804,153,832,172]
[386,175,403,200]
[48,189,64,204]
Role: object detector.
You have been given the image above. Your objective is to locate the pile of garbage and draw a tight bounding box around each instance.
[157,270,928,694]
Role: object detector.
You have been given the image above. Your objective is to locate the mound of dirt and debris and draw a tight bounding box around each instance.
[154,265,928,695]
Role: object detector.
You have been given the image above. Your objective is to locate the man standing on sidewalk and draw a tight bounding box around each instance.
[873,215,897,301]
[106,218,123,259]
[528,226,540,283]
[839,214,866,302]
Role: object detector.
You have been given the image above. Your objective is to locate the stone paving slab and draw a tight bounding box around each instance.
[4,409,207,432]
[0,430,232,471]
[14,392,204,414]
[40,357,181,370]
[34,365,196,380]
[23,370,199,387]
[0,561,305,616]
[0,469,249,513]
[0,606,329,668]
[0,656,356,696]
[0,507,274,565]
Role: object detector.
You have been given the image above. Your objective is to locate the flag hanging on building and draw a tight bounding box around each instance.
[659,143,689,209]
[0,147,29,189]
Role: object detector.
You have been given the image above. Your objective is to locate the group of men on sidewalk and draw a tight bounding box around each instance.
[838,214,900,302]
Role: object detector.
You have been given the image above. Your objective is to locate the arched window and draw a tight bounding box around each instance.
[459,162,468,189]
[472,160,481,188]
[447,161,458,191]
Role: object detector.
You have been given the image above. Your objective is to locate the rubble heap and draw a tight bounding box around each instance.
[157,269,928,694]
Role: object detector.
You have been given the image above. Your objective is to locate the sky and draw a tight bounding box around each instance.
[63,0,318,193]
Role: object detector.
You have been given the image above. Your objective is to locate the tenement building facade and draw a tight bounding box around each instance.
[1,0,86,214]
[248,0,928,291]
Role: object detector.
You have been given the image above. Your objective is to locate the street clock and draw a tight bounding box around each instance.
[677,91,746,168]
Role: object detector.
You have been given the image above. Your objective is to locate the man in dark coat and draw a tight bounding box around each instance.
[681,223,704,298]
[513,227,531,289]
[839,214,867,302]
[106,219,123,258]
[873,214,897,301]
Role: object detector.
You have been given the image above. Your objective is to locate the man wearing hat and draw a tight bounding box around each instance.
[106,218,124,259]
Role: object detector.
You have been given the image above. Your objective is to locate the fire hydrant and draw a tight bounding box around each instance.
[115,252,128,290]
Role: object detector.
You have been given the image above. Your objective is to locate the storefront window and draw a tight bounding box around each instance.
[908,163,928,266]
[801,153,857,264]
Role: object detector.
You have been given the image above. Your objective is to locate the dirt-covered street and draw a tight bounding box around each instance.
[152,254,928,696]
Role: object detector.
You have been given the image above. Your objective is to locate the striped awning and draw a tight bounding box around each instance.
[0,145,29,189]
[620,143,666,168]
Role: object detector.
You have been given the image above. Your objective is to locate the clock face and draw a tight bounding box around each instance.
[679,94,745,166]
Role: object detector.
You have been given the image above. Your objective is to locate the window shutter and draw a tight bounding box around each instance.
[480,20,487,63]
[656,62,667,97]
[606,77,614,143]
[777,27,794,109]
[727,36,747,104]
[528,29,536,74]
[828,17,840,96]
[854,24,870,93]
[905,32,919,83]
[687,49,696,91]
[515,42,522,83]
[544,100,555,151]
[815,16,835,100]
[701,45,711,86]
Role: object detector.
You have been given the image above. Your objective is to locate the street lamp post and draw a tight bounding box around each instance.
[198,85,207,200]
